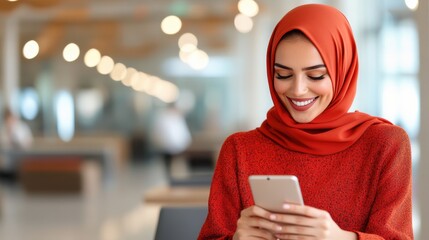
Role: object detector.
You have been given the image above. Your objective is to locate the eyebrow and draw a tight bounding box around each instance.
[274,63,326,71]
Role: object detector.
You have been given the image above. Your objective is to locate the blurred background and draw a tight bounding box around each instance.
[0,0,427,239]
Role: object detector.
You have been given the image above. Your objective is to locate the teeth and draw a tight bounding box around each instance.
[291,98,315,107]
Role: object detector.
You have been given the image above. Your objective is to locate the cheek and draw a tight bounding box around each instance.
[273,80,288,94]
[316,80,333,100]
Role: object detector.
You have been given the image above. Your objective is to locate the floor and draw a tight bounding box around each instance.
[0,157,169,240]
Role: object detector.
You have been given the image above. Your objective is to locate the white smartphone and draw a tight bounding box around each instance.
[249,175,304,213]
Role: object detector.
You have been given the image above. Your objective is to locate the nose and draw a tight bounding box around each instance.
[290,75,307,96]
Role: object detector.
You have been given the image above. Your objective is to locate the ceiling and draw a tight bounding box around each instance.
[1,0,260,60]
[1,0,414,62]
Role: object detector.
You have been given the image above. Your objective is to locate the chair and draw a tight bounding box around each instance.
[154,206,207,240]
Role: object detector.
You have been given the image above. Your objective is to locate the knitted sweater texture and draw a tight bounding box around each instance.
[198,124,413,239]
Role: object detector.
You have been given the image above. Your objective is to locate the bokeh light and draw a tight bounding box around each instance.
[234,13,253,33]
[405,0,419,10]
[178,33,198,52]
[97,56,114,75]
[63,43,80,62]
[122,67,138,86]
[23,40,39,59]
[238,0,259,17]
[110,62,127,81]
[161,15,182,35]
[84,48,101,67]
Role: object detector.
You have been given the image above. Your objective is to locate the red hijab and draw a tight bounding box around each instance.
[258,4,391,155]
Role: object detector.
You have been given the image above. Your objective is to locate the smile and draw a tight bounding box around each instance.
[291,97,317,106]
[287,97,318,111]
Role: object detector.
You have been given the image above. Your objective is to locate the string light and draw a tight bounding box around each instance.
[161,15,182,35]
[238,0,259,17]
[63,43,80,62]
[188,49,209,70]
[97,56,114,75]
[122,67,137,86]
[178,33,198,52]
[23,40,39,59]
[84,48,101,67]
[23,40,180,103]
[234,13,253,33]
[110,63,127,81]
[404,0,418,10]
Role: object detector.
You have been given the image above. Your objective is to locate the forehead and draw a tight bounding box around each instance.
[274,37,324,65]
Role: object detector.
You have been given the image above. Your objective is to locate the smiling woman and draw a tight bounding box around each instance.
[273,31,333,123]
[198,4,413,240]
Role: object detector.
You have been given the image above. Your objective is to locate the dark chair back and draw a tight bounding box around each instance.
[155,206,208,240]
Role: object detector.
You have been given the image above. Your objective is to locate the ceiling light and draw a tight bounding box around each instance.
[188,49,209,70]
[178,33,198,51]
[84,48,101,67]
[238,0,259,17]
[405,0,419,10]
[234,13,253,33]
[122,67,137,86]
[179,49,194,63]
[97,56,114,75]
[140,75,156,93]
[23,40,39,59]
[161,15,182,35]
[110,63,127,81]
[130,72,145,91]
[155,81,179,103]
[63,43,80,62]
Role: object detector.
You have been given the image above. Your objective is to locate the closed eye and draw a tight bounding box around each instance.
[308,74,326,80]
[275,73,292,79]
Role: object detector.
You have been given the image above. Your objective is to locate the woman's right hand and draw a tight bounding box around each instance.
[233,205,282,240]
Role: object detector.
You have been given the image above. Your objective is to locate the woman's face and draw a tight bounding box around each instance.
[274,36,333,123]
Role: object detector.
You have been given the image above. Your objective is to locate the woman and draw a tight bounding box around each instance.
[198,4,413,240]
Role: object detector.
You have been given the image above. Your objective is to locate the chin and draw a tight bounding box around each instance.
[295,119,312,124]
[291,115,316,124]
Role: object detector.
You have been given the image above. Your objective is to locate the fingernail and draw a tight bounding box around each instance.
[270,214,276,220]
[283,204,290,209]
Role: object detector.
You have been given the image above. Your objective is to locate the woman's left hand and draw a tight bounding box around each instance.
[270,204,357,240]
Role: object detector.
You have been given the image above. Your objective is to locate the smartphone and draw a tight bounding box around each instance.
[249,175,304,213]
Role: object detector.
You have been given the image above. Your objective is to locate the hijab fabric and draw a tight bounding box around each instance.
[258,4,391,155]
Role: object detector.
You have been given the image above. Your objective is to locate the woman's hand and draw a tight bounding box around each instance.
[233,205,284,240]
[271,204,357,240]
[233,204,357,240]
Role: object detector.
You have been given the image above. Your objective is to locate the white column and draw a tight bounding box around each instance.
[242,12,274,130]
[416,0,428,239]
[2,14,20,113]
[230,1,302,131]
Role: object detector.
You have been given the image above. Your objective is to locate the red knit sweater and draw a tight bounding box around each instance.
[198,124,413,239]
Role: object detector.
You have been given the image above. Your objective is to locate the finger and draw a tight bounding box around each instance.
[239,215,283,233]
[281,204,328,219]
[242,205,275,219]
[270,210,332,238]
[275,233,315,240]
[275,223,320,237]
[239,206,289,236]
[235,223,278,240]
[270,213,323,228]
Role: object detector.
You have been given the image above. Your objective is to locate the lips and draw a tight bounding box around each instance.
[288,97,318,111]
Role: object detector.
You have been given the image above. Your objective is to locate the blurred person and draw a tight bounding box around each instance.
[198,4,413,240]
[0,107,33,178]
[151,102,192,171]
